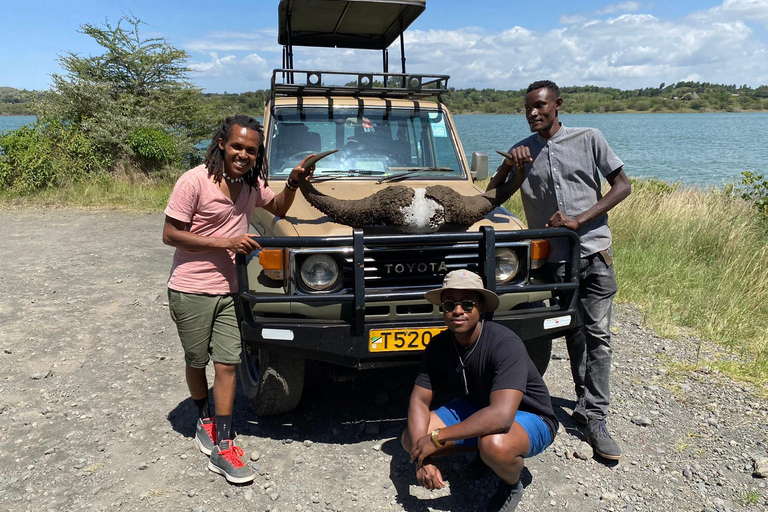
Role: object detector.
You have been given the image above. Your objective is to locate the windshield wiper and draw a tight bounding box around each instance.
[313,169,387,182]
[377,167,455,184]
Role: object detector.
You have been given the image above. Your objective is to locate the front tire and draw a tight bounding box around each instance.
[239,344,305,416]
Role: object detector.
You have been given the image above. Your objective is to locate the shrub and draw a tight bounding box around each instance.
[126,126,177,173]
[0,122,107,192]
[734,171,768,218]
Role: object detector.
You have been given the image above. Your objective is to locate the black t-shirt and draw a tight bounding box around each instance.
[415,321,559,440]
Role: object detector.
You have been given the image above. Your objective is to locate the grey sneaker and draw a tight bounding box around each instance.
[572,395,587,425]
[195,418,216,456]
[586,419,622,460]
[484,480,523,512]
[208,439,256,484]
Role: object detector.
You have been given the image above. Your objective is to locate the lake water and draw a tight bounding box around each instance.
[454,112,768,188]
[0,116,36,134]
[3,113,766,187]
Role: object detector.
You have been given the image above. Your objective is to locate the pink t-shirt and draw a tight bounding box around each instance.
[165,165,276,295]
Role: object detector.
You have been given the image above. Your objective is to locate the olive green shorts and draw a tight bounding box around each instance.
[167,289,242,368]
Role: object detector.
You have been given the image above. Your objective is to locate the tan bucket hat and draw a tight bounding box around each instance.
[425,269,500,312]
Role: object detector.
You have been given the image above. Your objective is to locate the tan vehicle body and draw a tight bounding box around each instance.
[235,0,580,416]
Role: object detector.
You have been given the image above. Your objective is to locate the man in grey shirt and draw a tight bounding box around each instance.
[487,80,631,460]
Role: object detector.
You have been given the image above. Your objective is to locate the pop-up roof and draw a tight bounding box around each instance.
[278,0,426,50]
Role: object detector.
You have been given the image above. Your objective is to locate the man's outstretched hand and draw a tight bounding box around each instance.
[415,458,445,490]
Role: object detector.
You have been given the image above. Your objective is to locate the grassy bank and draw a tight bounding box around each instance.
[0,173,176,212]
[503,180,768,383]
[3,175,766,382]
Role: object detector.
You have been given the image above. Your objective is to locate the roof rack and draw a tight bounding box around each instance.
[271,69,449,103]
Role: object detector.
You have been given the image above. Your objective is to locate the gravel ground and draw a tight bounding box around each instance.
[1,209,767,512]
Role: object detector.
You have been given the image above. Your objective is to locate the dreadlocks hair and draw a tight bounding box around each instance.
[526,80,561,99]
[204,115,268,188]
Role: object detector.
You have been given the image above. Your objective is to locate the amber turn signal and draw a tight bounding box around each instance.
[530,240,550,269]
[259,249,284,270]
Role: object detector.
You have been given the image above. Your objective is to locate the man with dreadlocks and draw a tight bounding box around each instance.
[163,114,315,484]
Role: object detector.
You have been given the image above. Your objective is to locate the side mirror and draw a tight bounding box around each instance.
[470,152,488,181]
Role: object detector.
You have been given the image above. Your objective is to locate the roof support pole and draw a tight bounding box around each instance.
[399,17,406,86]
[286,4,295,83]
[382,49,389,85]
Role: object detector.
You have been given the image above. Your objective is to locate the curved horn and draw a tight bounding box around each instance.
[298,168,416,227]
[424,185,496,225]
[424,153,526,225]
[303,149,339,168]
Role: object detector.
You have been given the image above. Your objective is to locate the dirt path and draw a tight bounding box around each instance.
[0,209,766,512]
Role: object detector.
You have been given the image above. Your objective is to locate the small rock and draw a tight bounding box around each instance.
[31,370,51,380]
[303,440,313,447]
[753,457,768,478]
[250,452,260,462]
[138,464,148,470]
[244,490,253,502]
[572,442,593,460]
[631,416,652,427]
[3,349,11,354]
[600,492,618,501]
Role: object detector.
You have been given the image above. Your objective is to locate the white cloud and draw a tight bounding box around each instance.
[596,2,642,15]
[699,0,768,28]
[180,1,768,92]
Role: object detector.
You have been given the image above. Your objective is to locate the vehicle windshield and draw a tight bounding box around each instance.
[268,107,464,179]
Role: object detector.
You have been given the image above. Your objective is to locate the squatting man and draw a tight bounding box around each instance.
[402,269,559,512]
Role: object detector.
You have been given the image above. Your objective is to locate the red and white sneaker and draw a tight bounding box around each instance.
[195,418,217,456]
[208,439,256,484]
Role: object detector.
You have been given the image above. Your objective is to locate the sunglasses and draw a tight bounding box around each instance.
[441,300,478,313]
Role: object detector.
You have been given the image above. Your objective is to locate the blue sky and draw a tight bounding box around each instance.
[2,0,767,93]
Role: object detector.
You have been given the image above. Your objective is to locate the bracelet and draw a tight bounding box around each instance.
[431,428,445,448]
[285,177,299,191]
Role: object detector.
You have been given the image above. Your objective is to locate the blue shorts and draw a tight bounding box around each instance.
[433,398,553,457]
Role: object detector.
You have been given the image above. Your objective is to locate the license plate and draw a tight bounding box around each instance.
[369,327,445,352]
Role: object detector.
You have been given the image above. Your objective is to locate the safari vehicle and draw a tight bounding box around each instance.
[236,0,580,416]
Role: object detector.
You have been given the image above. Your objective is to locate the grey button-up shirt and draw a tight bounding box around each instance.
[506,124,624,263]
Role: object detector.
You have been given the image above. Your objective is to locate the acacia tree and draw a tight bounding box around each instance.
[38,14,218,173]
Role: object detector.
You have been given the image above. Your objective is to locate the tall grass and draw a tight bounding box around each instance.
[610,180,768,381]
[0,172,176,212]
[501,179,768,382]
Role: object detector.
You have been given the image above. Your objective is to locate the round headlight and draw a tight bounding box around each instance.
[495,248,519,284]
[300,254,339,291]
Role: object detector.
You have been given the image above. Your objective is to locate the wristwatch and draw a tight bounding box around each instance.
[431,428,445,448]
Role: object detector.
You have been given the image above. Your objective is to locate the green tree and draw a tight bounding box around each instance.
[36,14,218,174]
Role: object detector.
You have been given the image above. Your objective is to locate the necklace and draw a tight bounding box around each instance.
[222,172,243,183]
[452,321,483,395]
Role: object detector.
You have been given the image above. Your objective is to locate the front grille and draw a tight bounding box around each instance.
[339,242,528,291]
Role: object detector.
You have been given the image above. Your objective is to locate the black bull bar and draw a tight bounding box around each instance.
[236,226,580,338]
